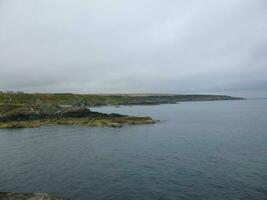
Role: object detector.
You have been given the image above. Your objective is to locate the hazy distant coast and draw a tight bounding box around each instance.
[0,93,244,107]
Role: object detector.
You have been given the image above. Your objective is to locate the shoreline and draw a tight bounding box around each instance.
[0,93,243,129]
[0,105,156,129]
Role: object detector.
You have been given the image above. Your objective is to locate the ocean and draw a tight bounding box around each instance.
[0,99,266,200]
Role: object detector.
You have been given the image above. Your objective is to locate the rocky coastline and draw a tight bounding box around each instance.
[0,104,155,128]
[0,93,244,129]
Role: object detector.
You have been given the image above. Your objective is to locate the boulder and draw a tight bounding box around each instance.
[0,192,66,200]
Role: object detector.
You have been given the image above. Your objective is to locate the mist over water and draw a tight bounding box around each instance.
[0,100,267,200]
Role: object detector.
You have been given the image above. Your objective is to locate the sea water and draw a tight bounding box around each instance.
[0,100,266,200]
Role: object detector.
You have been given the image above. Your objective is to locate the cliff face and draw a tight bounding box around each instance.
[0,192,66,200]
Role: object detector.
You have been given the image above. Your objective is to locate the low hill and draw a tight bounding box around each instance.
[0,93,244,108]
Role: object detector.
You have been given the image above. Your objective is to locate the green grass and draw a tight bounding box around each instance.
[0,93,243,107]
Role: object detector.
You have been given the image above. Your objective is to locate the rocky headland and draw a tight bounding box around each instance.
[0,104,155,128]
[0,93,244,129]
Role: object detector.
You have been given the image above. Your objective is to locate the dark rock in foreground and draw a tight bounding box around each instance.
[0,192,66,200]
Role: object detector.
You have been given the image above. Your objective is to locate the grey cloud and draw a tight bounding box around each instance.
[0,0,266,97]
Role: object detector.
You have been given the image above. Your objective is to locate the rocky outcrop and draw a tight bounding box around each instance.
[0,192,66,200]
[0,105,121,122]
[0,104,156,128]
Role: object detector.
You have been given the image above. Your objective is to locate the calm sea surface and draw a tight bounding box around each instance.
[0,100,267,200]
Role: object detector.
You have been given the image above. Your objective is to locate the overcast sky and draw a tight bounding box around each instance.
[0,0,266,97]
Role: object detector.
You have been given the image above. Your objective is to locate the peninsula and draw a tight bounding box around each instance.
[0,93,243,129]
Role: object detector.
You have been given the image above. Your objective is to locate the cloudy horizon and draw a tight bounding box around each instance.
[0,0,267,98]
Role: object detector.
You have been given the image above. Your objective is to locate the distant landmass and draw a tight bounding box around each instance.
[0,93,243,129]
